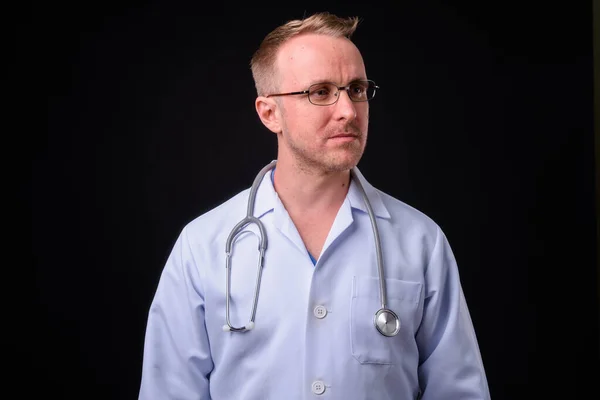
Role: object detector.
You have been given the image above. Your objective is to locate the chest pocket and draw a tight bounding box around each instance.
[350,275,423,365]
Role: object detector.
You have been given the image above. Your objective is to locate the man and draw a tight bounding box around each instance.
[138,12,491,399]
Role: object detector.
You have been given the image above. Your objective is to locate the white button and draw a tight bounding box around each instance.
[313,305,327,319]
[311,380,325,395]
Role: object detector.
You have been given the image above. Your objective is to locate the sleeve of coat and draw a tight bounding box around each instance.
[138,226,213,400]
[416,226,491,399]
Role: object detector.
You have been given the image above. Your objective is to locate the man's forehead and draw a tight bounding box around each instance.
[276,34,365,83]
[278,33,357,60]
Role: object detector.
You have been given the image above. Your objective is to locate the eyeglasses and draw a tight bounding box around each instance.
[266,80,379,106]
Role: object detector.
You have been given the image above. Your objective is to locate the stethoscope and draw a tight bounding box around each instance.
[222,160,400,337]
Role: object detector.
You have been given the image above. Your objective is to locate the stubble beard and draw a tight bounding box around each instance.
[284,122,367,175]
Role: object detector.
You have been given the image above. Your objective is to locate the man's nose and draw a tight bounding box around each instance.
[334,89,357,121]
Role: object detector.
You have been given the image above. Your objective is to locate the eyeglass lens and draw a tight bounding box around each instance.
[308,81,376,105]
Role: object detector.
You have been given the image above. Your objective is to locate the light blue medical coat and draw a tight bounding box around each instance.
[138,165,490,399]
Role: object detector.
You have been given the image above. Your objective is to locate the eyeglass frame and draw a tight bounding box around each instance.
[265,79,379,106]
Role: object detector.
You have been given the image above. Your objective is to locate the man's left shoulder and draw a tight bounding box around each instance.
[374,187,441,237]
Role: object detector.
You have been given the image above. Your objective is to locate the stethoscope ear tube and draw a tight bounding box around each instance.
[223,162,276,332]
[224,216,268,333]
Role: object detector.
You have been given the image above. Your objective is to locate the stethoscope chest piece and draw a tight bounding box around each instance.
[374,308,401,337]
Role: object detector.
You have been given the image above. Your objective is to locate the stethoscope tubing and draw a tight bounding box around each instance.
[223,161,399,337]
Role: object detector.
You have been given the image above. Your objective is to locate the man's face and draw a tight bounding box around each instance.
[274,33,369,173]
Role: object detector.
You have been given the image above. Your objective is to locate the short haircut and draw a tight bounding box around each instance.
[250,12,360,96]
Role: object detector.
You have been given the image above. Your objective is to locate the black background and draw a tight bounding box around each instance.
[32,1,598,399]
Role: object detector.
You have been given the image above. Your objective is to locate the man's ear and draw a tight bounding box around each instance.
[255,96,282,134]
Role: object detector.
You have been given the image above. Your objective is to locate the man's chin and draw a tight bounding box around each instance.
[322,152,364,172]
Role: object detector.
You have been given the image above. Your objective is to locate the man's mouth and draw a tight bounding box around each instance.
[330,133,359,139]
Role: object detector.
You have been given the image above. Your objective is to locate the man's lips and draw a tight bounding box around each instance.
[330,133,359,139]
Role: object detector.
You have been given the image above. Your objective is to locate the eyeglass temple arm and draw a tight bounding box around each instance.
[266,90,309,98]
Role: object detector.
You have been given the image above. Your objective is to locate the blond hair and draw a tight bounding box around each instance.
[250,12,360,96]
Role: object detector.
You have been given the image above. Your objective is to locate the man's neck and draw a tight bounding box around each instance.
[272,158,351,217]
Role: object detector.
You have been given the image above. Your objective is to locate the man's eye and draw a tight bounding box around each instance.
[312,88,330,97]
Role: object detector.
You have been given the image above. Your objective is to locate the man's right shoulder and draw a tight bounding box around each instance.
[181,187,251,242]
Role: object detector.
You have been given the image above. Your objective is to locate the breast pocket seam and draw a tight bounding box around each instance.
[350,276,423,365]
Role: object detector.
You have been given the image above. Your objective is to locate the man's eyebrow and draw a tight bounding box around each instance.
[346,77,368,84]
[305,79,331,87]
[305,77,368,87]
